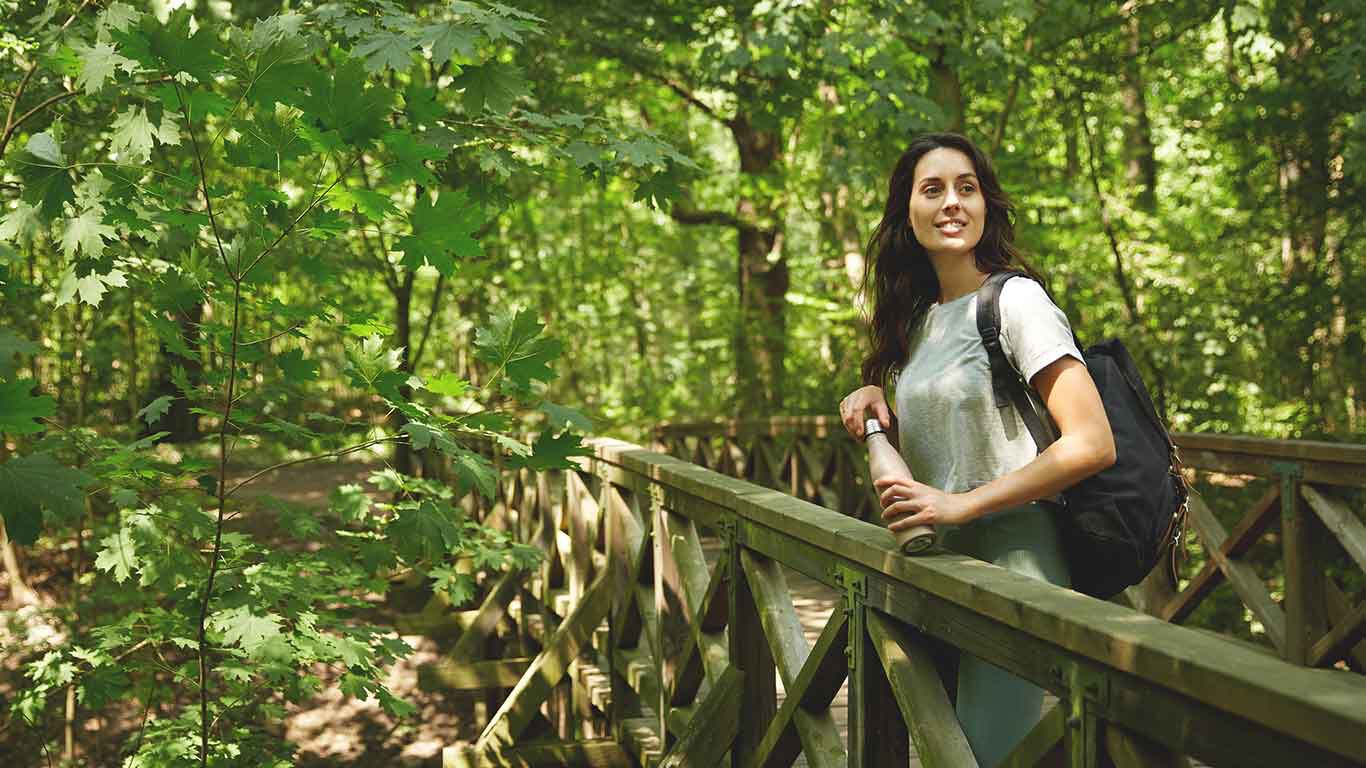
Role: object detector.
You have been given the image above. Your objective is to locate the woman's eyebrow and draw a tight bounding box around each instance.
[917,173,977,185]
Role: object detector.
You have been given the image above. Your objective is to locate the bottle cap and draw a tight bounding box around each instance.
[863,418,884,439]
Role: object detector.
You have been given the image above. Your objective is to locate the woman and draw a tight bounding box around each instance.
[838,132,1116,767]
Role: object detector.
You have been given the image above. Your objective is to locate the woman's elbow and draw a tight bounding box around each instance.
[1091,434,1117,473]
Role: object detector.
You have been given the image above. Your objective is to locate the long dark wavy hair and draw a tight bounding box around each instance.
[859,132,1043,389]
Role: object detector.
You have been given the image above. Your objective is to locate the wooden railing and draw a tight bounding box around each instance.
[655,418,1366,672]
[421,434,1366,767]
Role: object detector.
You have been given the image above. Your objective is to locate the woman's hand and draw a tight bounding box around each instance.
[839,385,891,438]
[875,476,980,530]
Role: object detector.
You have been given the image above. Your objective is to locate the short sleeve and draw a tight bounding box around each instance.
[998,278,1083,385]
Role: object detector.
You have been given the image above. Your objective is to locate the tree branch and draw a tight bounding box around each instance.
[224,435,404,498]
[176,82,234,280]
[410,272,446,371]
[670,205,744,229]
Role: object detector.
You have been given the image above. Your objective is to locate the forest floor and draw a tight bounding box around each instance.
[0,459,478,767]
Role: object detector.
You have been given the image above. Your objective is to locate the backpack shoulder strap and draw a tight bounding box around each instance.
[976,270,1053,451]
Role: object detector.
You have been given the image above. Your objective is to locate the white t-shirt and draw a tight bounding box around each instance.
[893,278,1082,495]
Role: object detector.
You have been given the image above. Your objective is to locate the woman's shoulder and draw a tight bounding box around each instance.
[997,273,1056,311]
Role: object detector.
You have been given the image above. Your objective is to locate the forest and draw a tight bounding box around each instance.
[0,0,1362,765]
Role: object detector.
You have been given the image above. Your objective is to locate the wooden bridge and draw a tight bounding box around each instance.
[407,417,1366,767]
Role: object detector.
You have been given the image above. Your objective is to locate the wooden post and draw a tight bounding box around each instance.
[1280,462,1329,665]
[843,567,909,767]
[727,519,775,767]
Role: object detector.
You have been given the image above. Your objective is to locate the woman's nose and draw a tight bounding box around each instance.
[942,188,960,209]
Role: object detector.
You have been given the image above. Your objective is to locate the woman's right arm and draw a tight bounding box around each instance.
[839,384,892,439]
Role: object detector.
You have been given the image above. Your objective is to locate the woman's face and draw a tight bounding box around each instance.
[907,147,986,261]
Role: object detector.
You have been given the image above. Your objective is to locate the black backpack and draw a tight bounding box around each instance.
[976,271,1188,599]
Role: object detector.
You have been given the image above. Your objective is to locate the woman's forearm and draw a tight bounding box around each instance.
[961,432,1115,521]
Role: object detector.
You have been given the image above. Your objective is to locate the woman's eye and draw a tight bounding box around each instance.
[923,185,941,195]
[960,184,976,194]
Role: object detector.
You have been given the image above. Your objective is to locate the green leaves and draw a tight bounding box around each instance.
[60,208,117,260]
[0,379,55,434]
[0,454,91,545]
[277,349,319,383]
[10,133,73,217]
[295,58,395,148]
[209,606,285,659]
[388,499,461,564]
[452,63,527,114]
[75,42,140,95]
[398,191,484,277]
[474,308,563,396]
[95,527,140,584]
[0,329,39,379]
[137,395,174,425]
[112,8,223,81]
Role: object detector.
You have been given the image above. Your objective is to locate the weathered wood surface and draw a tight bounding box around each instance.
[434,431,1366,768]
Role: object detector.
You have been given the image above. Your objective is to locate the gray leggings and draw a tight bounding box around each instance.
[939,502,1070,768]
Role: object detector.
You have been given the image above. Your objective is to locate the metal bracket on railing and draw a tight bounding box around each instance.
[1051,661,1109,764]
[1271,460,1303,523]
[833,565,867,671]
[648,483,666,515]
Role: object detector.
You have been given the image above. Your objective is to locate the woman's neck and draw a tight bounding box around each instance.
[931,252,988,303]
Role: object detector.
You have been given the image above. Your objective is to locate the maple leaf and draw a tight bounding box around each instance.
[75,42,139,95]
[328,187,397,223]
[453,448,497,500]
[60,208,117,260]
[355,30,416,73]
[277,349,319,383]
[516,430,593,471]
[398,191,484,277]
[94,527,139,583]
[11,133,73,217]
[55,269,126,308]
[296,58,394,148]
[112,9,222,81]
[210,606,285,659]
[389,499,460,563]
[382,130,446,186]
[136,395,174,425]
[452,62,527,114]
[422,21,479,66]
[425,373,468,397]
[0,201,42,243]
[98,3,139,34]
[109,106,157,163]
[0,379,56,434]
[0,453,92,545]
[473,308,562,396]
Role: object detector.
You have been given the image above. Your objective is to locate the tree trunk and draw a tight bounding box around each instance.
[392,273,415,476]
[1121,13,1158,213]
[146,304,204,443]
[928,44,965,132]
[730,115,787,414]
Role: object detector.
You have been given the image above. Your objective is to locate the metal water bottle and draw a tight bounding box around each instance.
[864,418,936,554]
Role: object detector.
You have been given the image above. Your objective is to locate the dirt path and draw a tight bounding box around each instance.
[233,460,477,767]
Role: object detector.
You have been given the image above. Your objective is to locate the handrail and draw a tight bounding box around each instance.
[436,434,1366,767]
[588,437,1366,766]
[657,416,1366,486]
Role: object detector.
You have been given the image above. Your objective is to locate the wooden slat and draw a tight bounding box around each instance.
[1284,480,1330,665]
[1185,494,1288,652]
[445,739,633,768]
[444,568,524,663]
[420,657,532,692]
[1326,580,1366,670]
[866,609,977,767]
[1301,484,1366,573]
[730,539,776,767]
[672,558,730,705]
[1311,597,1366,668]
[1161,486,1280,624]
[751,609,850,768]
[658,665,744,768]
[739,550,845,768]
[656,508,708,708]
[478,570,614,750]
